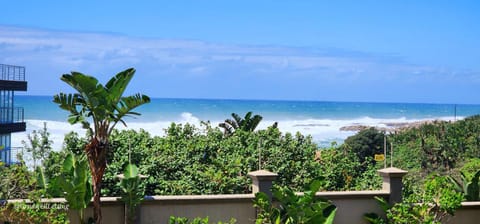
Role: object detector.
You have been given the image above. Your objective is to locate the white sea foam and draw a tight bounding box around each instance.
[11,115,461,153]
[11,120,86,153]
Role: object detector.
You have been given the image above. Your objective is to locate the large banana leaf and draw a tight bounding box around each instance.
[123,163,139,179]
[53,68,150,133]
[105,68,135,104]
[61,72,100,97]
[119,163,145,224]
[35,166,48,191]
[56,154,92,211]
[113,94,150,129]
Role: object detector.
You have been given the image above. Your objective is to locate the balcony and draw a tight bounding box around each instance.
[0,107,26,133]
[0,64,25,81]
[0,146,22,165]
[0,107,24,123]
[0,64,27,91]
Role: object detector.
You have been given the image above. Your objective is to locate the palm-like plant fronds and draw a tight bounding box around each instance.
[219,112,263,136]
[53,68,150,223]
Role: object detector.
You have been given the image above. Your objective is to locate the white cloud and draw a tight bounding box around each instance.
[0,25,478,102]
[0,25,401,72]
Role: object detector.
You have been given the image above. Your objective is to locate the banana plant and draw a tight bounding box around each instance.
[53,68,150,224]
[35,166,51,197]
[363,196,390,224]
[52,153,93,224]
[119,163,145,224]
[448,170,480,201]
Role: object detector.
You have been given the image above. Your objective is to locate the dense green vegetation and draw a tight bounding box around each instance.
[40,121,384,196]
[6,114,480,198]
[169,216,236,224]
[365,175,463,224]
[389,115,480,197]
[0,201,68,224]
[21,122,52,171]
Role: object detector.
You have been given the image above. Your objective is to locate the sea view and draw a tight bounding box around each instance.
[12,95,480,150]
[2,2,480,224]
[2,2,480,223]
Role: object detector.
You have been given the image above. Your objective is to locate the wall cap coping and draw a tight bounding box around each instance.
[7,195,256,204]
[378,167,408,177]
[461,201,480,207]
[7,197,120,204]
[116,174,148,179]
[299,190,389,199]
[144,194,255,201]
[247,170,278,180]
[315,190,389,196]
[6,190,394,203]
[6,191,390,204]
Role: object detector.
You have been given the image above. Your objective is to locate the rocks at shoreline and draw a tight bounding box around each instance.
[339,125,370,132]
[339,120,440,132]
[293,124,330,127]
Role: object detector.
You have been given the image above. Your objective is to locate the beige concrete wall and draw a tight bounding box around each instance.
[3,191,391,224]
[71,191,388,224]
[6,193,480,224]
[446,202,480,224]
[318,191,389,224]
[69,198,124,224]
[139,194,256,224]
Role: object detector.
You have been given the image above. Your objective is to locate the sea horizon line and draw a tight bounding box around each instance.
[15,94,480,106]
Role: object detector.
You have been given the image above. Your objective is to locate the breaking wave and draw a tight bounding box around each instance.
[11,114,460,150]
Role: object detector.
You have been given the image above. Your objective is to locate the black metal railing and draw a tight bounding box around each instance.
[0,107,24,124]
[9,147,23,164]
[0,146,23,165]
[0,64,25,81]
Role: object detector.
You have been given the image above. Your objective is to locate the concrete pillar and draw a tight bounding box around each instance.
[248,170,278,201]
[378,167,408,205]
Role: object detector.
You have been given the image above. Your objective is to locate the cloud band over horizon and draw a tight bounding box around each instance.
[1,25,478,104]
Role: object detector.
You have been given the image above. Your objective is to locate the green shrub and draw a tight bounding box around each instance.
[448,169,480,201]
[254,180,336,224]
[459,158,480,180]
[0,163,36,200]
[343,128,386,169]
[365,175,463,224]
[169,216,236,224]
[0,201,68,224]
[58,123,328,196]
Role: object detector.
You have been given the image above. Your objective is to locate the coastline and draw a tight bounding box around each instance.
[339,119,453,132]
[11,117,462,152]
[11,95,480,150]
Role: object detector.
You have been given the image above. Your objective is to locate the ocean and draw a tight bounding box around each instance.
[11,95,480,150]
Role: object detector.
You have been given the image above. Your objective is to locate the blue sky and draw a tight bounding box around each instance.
[0,1,479,104]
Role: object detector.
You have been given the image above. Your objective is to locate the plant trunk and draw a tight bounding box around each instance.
[79,209,86,224]
[86,138,108,224]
